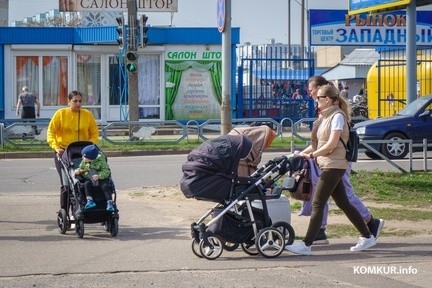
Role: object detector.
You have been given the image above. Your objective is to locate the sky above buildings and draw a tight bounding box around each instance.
[9,0,348,45]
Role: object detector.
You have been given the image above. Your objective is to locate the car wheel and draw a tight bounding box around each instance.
[364,151,381,159]
[381,132,408,159]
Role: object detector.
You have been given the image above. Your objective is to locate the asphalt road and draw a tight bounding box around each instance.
[1,152,430,194]
[0,153,431,287]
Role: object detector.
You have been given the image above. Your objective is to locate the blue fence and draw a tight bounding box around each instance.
[236,45,318,124]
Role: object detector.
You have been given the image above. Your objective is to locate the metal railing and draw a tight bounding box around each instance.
[0,119,51,148]
[1,118,431,172]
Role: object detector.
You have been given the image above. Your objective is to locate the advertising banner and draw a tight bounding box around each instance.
[164,45,223,120]
[309,9,432,46]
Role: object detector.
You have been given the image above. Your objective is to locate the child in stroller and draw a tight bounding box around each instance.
[75,144,114,212]
[56,141,119,238]
[181,132,296,260]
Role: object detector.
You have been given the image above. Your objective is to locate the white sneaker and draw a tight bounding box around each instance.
[350,236,377,252]
[285,241,312,256]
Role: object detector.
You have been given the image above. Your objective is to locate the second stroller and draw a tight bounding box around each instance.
[180,133,296,260]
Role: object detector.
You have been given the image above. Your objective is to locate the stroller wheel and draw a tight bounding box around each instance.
[76,220,84,238]
[110,218,119,237]
[223,241,239,251]
[255,227,284,258]
[272,221,295,245]
[240,240,259,256]
[57,209,68,234]
[191,238,203,258]
[199,235,223,260]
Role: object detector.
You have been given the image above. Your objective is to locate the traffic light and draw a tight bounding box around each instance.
[126,51,138,73]
[116,15,126,49]
[139,14,149,47]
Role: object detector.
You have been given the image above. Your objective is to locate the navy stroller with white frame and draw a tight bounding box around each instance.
[180,134,298,260]
[56,141,119,238]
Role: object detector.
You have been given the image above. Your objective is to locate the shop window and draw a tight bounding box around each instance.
[15,55,68,107]
[138,54,160,119]
[77,54,101,119]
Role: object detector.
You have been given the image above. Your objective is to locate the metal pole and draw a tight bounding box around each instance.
[127,0,139,121]
[300,0,305,61]
[221,0,232,135]
[288,0,291,55]
[406,0,416,104]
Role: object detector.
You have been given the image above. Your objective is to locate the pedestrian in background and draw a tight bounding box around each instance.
[16,86,40,134]
[340,86,349,99]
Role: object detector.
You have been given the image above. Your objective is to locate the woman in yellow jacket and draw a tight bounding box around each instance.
[47,90,99,211]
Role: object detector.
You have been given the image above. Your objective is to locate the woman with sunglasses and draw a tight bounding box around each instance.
[47,91,99,212]
[303,76,384,245]
[285,84,377,255]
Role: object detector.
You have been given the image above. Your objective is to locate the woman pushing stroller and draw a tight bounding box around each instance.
[75,144,114,212]
[285,84,377,255]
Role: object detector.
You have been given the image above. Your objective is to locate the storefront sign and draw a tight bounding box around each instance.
[59,0,178,12]
[310,9,432,46]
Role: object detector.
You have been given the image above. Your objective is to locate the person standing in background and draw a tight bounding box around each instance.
[340,86,349,99]
[47,90,99,212]
[16,86,40,133]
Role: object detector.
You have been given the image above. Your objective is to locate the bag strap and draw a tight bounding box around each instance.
[339,120,352,148]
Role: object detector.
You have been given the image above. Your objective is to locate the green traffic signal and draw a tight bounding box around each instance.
[126,51,138,73]
[126,63,137,72]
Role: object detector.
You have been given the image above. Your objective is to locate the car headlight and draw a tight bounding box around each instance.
[356,126,366,135]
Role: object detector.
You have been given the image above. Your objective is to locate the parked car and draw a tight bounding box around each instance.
[353,95,432,159]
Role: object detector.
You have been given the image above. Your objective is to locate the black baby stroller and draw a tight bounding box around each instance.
[180,134,296,260]
[56,141,119,238]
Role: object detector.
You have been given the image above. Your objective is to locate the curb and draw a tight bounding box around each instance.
[0,149,194,159]
[0,148,289,159]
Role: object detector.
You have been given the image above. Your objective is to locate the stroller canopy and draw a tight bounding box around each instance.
[180,134,252,201]
[62,141,95,168]
[228,126,276,177]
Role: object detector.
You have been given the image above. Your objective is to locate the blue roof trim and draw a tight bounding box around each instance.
[0,27,75,44]
[0,26,240,45]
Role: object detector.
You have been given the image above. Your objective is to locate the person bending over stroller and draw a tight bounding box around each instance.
[75,145,114,212]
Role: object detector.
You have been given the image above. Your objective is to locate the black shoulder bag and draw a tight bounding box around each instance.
[340,122,359,162]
